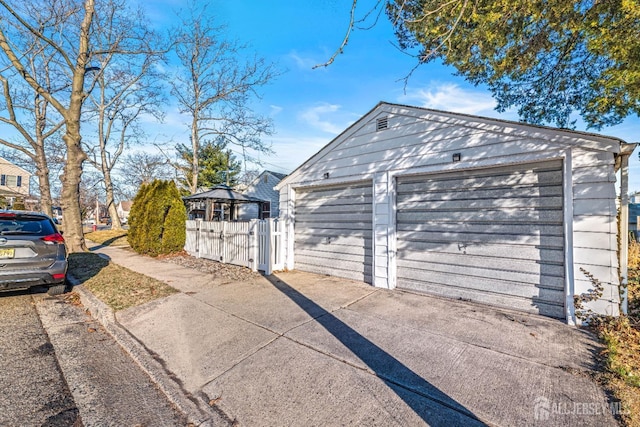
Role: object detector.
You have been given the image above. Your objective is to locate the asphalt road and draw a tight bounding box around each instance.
[0,290,188,427]
[0,291,80,426]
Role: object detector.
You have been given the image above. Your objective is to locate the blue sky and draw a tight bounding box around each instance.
[141,0,640,191]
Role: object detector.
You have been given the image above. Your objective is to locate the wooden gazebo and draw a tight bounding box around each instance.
[183,185,267,221]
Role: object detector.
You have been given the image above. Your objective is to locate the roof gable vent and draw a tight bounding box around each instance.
[376,117,388,131]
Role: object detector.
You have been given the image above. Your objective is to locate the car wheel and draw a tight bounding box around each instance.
[47,283,67,296]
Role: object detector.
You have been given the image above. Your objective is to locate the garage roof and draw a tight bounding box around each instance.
[277,101,630,190]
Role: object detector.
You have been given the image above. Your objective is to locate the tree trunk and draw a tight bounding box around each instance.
[35,145,53,217]
[60,128,87,252]
[190,115,199,194]
[60,0,94,253]
[104,169,122,230]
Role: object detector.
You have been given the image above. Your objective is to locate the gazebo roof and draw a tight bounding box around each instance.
[183,185,266,204]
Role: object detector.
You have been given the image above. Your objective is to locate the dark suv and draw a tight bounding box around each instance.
[0,211,68,295]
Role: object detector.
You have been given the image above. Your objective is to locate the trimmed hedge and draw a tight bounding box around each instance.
[127,180,186,256]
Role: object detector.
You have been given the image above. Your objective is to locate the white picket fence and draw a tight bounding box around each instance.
[185,219,284,274]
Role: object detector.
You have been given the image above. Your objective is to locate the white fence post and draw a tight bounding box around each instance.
[220,221,227,263]
[249,219,258,272]
[265,218,274,275]
[196,219,201,258]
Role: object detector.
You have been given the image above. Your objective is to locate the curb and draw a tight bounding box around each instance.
[68,276,225,427]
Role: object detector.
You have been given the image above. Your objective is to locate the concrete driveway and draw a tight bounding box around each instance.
[113,268,616,426]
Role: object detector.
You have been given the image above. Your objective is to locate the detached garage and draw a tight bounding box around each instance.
[276,102,636,324]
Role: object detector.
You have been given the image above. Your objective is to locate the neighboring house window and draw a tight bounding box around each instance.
[261,201,271,219]
[0,174,20,187]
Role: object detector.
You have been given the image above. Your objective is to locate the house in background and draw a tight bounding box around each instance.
[0,157,30,205]
[237,170,287,220]
[276,102,636,324]
[116,200,132,224]
[626,193,640,240]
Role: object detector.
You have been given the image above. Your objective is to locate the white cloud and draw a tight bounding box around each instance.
[287,51,319,70]
[399,83,498,116]
[270,105,283,116]
[298,102,345,134]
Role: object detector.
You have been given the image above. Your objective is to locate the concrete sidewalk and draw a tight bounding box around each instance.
[88,243,617,426]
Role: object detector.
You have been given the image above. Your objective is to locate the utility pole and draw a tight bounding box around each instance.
[95,198,99,225]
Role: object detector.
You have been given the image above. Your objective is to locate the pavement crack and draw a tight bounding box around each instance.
[341,289,380,309]
[279,335,485,425]
[199,335,281,387]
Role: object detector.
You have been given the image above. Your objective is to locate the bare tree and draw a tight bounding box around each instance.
[0,14,68,218]
[0,0,164,251]
[0,73,63,217]
[0,0,96,251]
[170,5,277,194]
[121,151,173,191]
[84,35,165,230]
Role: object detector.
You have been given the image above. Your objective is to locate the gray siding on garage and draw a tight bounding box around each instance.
[396,160,565,318]
[295,182,373,283]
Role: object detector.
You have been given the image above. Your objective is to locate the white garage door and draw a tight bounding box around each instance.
[295,182,373,284]
[396,161,565,318]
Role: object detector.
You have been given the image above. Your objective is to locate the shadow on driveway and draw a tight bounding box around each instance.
[265,274,487,426]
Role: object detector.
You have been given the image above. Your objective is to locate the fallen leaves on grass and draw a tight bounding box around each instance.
[591,267,640,426]
[68,252,177,311]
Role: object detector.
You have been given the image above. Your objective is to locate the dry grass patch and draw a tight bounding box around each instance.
[591,241,640,426]
[68,252,176,311]
[85,229,129,247]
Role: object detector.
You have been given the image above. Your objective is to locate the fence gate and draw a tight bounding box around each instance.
[185,219,284,273]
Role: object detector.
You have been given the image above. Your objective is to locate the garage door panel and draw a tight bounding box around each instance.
[295,182,373,284]
[295,221,372,231]
[396,160,565,318]
[296,185,371,201]
[396,230,564,248]
[398,196,563,211]
[396,221,564,236]
[397,209,563,224]
[396,252,565,277]
[295,234,371,248]
[398,169,562,192]
[397,270,564,300]
[397,235,564,262]
[296,252,372,266]
[295,213,371,222]
[398,186,563,203]
[397,279,565,319]
[296,259,372,282]
[296,196,373,208]
[396,259,565,289]
[296,244,372,258]
[293,203,372,215]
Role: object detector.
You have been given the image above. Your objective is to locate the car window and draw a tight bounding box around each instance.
[0,217,56,236]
